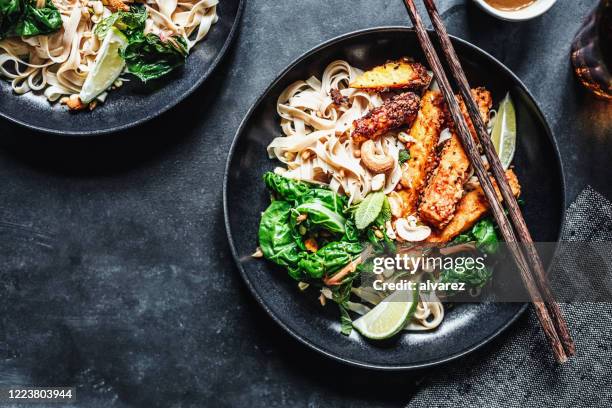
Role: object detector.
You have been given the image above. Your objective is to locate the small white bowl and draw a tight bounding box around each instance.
[473,0,558,21]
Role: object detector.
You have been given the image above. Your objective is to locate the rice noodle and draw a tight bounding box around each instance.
[268,60,404,204]
[0,0,219,101]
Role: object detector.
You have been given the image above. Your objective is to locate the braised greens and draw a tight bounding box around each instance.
[263,171,310,202]
[297,241,362,279]
[122,34,188,82]
[258,201,301,270]
[93,5,189,82]
[0,0,62,39]
[440,263,492,290]
[452,217,500,254]
[258,172,362,282]
[442,217,499,290]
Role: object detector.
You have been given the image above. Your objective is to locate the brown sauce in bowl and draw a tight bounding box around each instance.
[484,0,537,11]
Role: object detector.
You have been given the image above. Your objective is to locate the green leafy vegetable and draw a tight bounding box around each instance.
[439,217,500,292]
[300,187,347,214]
[343,219,359,242]
[354,192,385,230]
[94,4,147,41]
[263,172,310,202]
[375,196,391,225]
[338,304,353,336]
[398,149,410,165]
[452,217,500,254]
[291,188,349,236]
[294,201,347,235]
[297,241,362,279]
[332,272,357,304]
[451,232,472,244]
[264,172,351,236]
[332,273,358,336]
[440,263,492,290]
[471,218,499,254]
[0,0,19,29]
[121,33,188,82]
[259,173,361,282]
[258,174,378,333]
[0,0,62,39]
[441,219,498,292]
[92,4,188,82]
[258,200,301,271]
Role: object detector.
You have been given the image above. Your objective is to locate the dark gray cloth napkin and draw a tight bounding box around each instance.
[407,186,612,408]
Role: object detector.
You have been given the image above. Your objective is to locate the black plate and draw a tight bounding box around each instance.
[0,0,244,136]
[224,27,565,370]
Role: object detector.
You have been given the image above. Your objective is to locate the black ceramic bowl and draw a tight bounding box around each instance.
[224,27,565,370]
[0,0,244,135]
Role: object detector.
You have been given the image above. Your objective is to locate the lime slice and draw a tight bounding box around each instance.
[490,92,517,169]
[80,27,128,104]
[352,287,418,340]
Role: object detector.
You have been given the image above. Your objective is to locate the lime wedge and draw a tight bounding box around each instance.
[352,287,418,340]
[80,27,128,104]
[490,92,517,169]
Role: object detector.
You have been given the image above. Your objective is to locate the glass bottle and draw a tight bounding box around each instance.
[571,0,612,100]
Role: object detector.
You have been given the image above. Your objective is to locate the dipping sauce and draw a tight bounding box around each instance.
[484,0,536,11]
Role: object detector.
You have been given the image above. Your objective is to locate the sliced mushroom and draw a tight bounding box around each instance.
[395,218,432,242]
[385,221,397,240]
[361,140,395,174]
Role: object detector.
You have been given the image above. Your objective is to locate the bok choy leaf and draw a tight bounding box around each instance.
[121,33,189,82]
[0,0,62,39]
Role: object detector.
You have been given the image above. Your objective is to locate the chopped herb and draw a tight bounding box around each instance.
[398,149,410,165]
[354,192,385,230]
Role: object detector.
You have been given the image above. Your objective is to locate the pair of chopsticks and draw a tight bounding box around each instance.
[402,0,575,362]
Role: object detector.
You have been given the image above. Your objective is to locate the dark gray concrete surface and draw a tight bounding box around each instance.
[0,0,609,407]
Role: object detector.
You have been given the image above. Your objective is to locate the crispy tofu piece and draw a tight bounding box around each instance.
[426,169,521,243]
[349,59,431,91]
[351,92,421,145]
[418,88,492,228]
[398,90,445,216]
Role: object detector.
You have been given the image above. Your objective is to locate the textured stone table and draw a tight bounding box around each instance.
[0,0,608,407]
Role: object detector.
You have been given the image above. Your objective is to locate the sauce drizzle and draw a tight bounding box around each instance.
[484,0,537,11]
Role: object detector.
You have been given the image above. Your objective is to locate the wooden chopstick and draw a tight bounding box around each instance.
[401,0,572,362]
[421,0,575,359]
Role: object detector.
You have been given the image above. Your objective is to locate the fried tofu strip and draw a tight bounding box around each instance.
[351,92,421,145]
[418,88,493,228]
[427,169,521,243]
[349,58,431,91]
[397,90,445,216]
